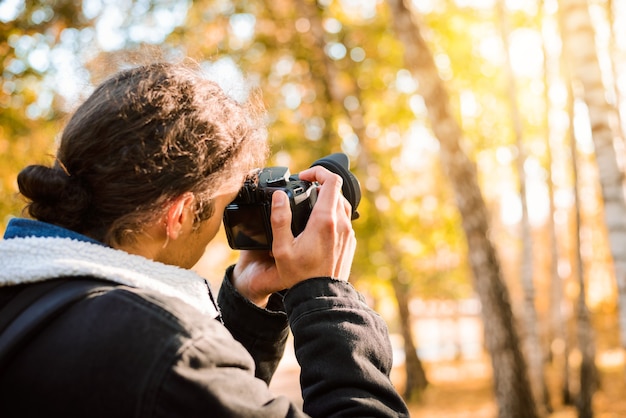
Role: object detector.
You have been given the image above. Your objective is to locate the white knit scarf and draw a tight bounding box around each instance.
[0,236,220,318]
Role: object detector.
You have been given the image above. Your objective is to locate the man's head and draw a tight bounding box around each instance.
[17,62,267,247]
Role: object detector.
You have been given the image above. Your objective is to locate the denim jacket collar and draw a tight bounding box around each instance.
[3,218,104,246]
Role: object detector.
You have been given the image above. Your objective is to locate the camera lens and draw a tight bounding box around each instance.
[310,153,361,220]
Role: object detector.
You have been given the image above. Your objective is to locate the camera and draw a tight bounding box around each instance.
[223,153,361,250]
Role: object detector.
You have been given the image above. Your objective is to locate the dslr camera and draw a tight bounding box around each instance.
[223,153,361,250]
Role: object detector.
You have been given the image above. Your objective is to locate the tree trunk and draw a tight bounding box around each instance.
[560,0,626,353]
[389,257,429,400]
[291,0,429,400]
[606,0,626,156]
[498,1,551,414]
[386,1,538,417]
[567,76,598,418]
[540,0,572,406]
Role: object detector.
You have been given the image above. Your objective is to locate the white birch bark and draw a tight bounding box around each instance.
[566,77,597,418]
[497,2,550,415]
[540,0,571,404]
[560,0,626,350]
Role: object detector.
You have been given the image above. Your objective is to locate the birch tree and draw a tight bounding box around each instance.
[605,0,625,148]
[566,78,597,418]
[386,0,537,416]
[559,0,626,353]
[497,1,551,414]
[540,0,572,405]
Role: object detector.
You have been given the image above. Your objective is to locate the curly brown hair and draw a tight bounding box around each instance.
[17,62,268,246]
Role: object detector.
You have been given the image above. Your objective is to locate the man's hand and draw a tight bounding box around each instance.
[271,166,356,284]
[231,166,356,307]
[232,250,278,308]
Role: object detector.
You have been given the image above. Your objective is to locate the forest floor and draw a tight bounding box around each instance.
[396,353,626,418]
[269,344,626,417]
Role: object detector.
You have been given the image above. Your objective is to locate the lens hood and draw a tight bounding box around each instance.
[310,153,361,220]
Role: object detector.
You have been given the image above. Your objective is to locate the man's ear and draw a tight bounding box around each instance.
[165,192,195,240]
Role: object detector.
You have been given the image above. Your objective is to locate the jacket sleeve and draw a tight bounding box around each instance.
[217,266,289,384]
[284,277,410,418]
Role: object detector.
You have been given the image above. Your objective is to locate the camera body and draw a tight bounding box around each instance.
[223,167,318,250]
[223,153,360,250]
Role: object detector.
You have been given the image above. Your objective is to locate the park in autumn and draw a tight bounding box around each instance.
[2,0,626,416]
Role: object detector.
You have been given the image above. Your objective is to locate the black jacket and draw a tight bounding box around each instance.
[0,219,409,417]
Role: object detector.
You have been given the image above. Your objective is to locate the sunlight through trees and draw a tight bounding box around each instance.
[3,0,626,416]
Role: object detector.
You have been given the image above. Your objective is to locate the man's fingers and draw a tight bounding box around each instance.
[270,191,293,257]
[333,195,356,280]
[342,197,352,219]
[270,167,357,283]
[299,166,344,220]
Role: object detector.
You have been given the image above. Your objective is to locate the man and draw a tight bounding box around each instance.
[0,62,409,417]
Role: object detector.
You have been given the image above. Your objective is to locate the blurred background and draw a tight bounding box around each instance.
[2,0,626,416]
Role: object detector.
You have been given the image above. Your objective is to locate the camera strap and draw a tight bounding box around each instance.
[0,278,116,372]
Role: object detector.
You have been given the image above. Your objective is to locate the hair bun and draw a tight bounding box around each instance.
[17,164,90,228]
[18,165,68,202]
